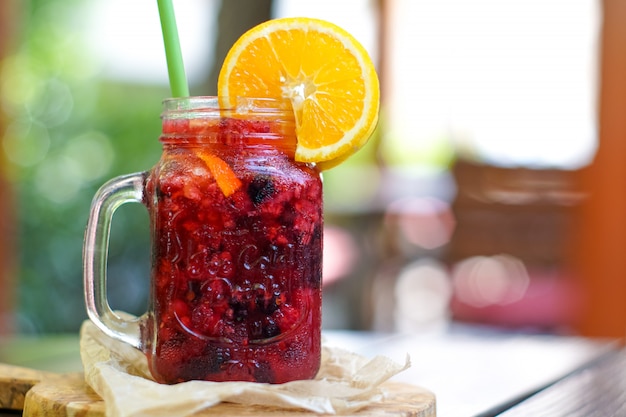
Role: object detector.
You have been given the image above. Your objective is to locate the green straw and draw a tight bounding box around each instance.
[157,0,189,97]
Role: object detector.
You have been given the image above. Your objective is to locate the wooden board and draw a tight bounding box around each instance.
[0,363,57,411]
[23,373,436,417]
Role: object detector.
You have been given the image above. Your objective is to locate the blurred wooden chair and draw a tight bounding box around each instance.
[446,159,584,331]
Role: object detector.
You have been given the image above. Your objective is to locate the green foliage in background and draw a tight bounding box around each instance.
[1,0,168,332]
[1,0,396,333]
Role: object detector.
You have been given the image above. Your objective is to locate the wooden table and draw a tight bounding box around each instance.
[0,325,618,416]
[322,326,617,417]
[494,347,626,416]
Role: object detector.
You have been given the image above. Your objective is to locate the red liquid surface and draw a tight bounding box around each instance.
[145,118,323,384]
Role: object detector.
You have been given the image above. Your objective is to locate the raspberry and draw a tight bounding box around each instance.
[229,188,254,212]
[206,253,221,277]
[186,249,208,278]
[218,251,235,278]
[265,224,289,245]
[273,304,300,332]
[183,182,203,201]
[202,278,231,310]
[190,303,215,335]
[260,186,293,218]
[172,299,190,326]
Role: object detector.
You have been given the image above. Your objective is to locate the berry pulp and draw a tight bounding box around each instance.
[144,114,323,384]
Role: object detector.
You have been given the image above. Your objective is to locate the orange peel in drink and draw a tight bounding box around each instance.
[197,152,242,197]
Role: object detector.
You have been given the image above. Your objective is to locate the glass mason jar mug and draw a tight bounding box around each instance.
[84,97,323,384]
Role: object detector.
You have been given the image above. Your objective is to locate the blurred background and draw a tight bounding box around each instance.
[0,0,623,339]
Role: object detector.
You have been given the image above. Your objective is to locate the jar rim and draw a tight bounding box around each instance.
[161,96,294,119]
[160,96,297,149]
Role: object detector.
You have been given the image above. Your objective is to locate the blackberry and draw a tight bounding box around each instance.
[266,296,281,314]
[255,290,281,314]
[247,175,275,205]
[231,301,249,323]
[263,319,281,338]
[250,319,264,338]
[252,361,275,383]
[179,346,226,380]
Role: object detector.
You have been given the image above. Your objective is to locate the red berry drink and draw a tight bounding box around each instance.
[143,98,322,384]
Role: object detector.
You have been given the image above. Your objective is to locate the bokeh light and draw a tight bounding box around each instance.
[2,120,50,167]
[451,254,530,308]
[384,196,456,252]
[63,131,115,183]
[394,258,453,332]
[322,226,358,285]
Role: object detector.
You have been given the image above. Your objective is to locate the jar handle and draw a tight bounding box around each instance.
[83,172,148,350]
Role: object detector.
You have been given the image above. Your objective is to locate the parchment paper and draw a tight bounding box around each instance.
[79,320,411,417]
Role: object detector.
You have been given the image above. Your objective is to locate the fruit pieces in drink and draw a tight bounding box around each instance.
[145,115,323,384]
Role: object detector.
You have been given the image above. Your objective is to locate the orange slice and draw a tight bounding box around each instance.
[197,152,242,197]
[217,17,379,170]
